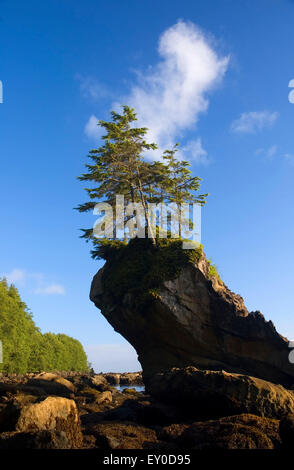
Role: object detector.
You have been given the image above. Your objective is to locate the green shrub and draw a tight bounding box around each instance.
[207,258,220,280]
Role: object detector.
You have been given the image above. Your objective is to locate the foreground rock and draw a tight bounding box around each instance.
[85,422,158,449]
[26,372,76,396]
[104,372,143,386]
[0,371,293,449]
[0,429,75,449]
[167,414,281,449]
[0,396,82,448]
[148,367,294,420]
[90,241,294,387]
[119,372,143,385]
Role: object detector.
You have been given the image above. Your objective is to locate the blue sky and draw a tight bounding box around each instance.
[1,0,294,372]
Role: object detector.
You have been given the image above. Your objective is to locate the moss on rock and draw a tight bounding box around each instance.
[100,238,203,304]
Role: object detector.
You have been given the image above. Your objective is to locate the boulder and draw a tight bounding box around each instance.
[147,367,294,420]
[103,373,120,385]
[90,375,109,391]
[120,372,143,385]
[122,388,139,395]
[90,243,294,387]
[86,422,157,449]
[95,391,112,404]
[0,396,82,448]
[80,386,105,402]
[0,383,45,397]
[27,373,76,396]
[158,423,190,444]
[73,374,110,393]
[0,430,71,449]
[179,414,281,449]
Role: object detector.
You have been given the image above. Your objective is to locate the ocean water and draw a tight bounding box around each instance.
[115,384,145,392]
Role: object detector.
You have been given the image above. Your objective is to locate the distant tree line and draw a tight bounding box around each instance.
[0,279,88,373]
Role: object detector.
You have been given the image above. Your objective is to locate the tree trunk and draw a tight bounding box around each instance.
[137,177,156,244]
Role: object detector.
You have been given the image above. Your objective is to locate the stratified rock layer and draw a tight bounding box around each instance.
[90,247,294,387]
[147,367,294,420]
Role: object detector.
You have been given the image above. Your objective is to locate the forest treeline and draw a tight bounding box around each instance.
[0,279,88,373]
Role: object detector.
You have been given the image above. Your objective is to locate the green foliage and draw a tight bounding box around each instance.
[161,144,207,206]
[76,106,208,255]
[76,105,160,244]
[100,237,203,306]
[207,258,220,280]
[92,239,127,260]
[0,279,88,373]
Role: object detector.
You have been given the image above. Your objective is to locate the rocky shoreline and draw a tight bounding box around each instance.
[2,244,293,449]
[0,369,293,449]
[0,370,143,387]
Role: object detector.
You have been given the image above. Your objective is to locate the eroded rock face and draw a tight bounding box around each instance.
[147,367,294,420]
[90,250,294,387]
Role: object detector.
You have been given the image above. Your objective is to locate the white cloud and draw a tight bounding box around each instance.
[1,269,65,295]
[231,111,278,134]
[34,284,65,295]
[284,153,294,165]
[267,145,278,158]
[124,20,229,158]
[4,268,26,285]
[256,145,278,160]
[84,114,103,141]
[255,149,294,165]
[84,343,141,373]
[181,138,209,164]
[77,75,110,101]
[83,21,228,155]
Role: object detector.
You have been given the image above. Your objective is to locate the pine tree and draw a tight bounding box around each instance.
[76,106,159,244]
[161,144,208,237]
[77,106,208,256]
